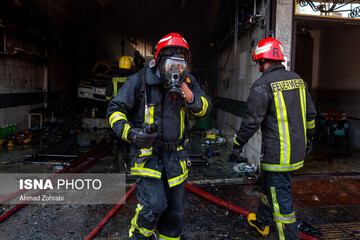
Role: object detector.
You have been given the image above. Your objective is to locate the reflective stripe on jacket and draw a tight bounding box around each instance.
[235,64,316,172]
[105,69,132,100]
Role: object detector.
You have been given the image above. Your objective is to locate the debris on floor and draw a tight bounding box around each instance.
[233,162,258,173]
[1,115,360,239]
[188,154,209,166]
[297,218,323,236]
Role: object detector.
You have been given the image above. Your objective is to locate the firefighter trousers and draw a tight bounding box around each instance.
[129,171,185,240]
[256,171,300,240]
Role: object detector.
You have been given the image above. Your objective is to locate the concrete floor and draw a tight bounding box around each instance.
[0,134,360,239]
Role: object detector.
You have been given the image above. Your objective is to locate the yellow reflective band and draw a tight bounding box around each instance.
[119,61,131,65]
[276,222,286,240]
[156,230,180,240]
[120,61,131,66]
[274,91,291,166]
[130,203,143,227]
[299,88,307,146]
[131,167,162,179]
[260,193,270,207]
[270,187,286,239]
[129,204,153,237]
[129,225,135,237]
[179,107,185,139]
[261,161,304,172]
[273,212,297,224]
[168,170,188,188]
[109,111,128,128]
[233,137,240,146]
[307,119,315,129]
[113,81,117,97]
[122,124,131,142]
[192,96,208,117]
[271,187,280,215]
[271,79,305,92]
[112,77,127,83]
[179,160,187,173]
[105,96,112,101]
[139,147,152,157]
[144,106,154,124]
[136,226,153,237]
[177,145,183,151]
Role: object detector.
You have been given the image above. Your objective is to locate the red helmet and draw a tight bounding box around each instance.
[154,33,190,64]
[252,37,284,62]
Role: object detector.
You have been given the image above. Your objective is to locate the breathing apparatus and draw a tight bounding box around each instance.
[158,55,189,97]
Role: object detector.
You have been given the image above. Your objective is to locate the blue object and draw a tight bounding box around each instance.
[333,129,346,136]
[228,155,246,163]
[228,155,238,163]
[206,148,214,157]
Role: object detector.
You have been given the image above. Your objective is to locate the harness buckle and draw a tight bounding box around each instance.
[154,139,182,152]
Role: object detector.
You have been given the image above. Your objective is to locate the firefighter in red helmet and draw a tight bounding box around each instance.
[230,37,316,239]
[107,33,211,239]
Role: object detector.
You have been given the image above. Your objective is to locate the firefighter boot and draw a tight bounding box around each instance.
[247,213,269,236]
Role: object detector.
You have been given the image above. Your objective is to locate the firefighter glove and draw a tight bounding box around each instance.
[231,144,242,160]
[231,133,243,160]
[128,123,158,149]
[142,122,158,134]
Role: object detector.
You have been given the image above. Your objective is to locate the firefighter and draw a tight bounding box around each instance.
[230,37,316,239]
[105,55,133,101]
[107,33,211,240]
[106,56,133,172]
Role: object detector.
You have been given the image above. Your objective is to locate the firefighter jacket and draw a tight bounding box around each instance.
[107,66,211,187]
[105,68,132,101]
[235,64,316,172]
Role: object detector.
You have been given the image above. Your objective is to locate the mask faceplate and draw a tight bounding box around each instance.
[159,56,189,97]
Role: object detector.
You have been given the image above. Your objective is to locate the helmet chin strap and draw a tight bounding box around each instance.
[258,60,265,72]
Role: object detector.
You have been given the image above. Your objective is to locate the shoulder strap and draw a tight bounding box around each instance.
[138,68,149,93]
[136,68,149,111]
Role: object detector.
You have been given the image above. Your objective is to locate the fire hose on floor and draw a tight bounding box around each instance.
[185,183,319,240]
[84,184,137,240]
[0,145,111,223]
[85,182,319,240]
[0,142,110,204]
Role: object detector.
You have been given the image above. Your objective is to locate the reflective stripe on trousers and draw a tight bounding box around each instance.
[271,187,297,240]
[256,171,300,240]
[131,160,162,179]
[129,174,185,239]
[167,148,188,188]
[156,230,180,240]
[129,204,154,238]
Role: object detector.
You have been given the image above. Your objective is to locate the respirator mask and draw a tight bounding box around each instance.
[159,56,189,97]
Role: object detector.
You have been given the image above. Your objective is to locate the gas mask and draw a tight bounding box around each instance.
[159,56,189,97]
